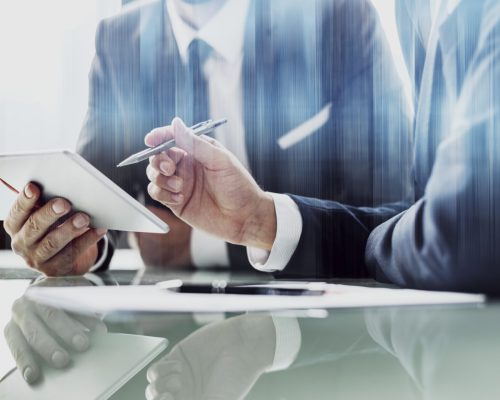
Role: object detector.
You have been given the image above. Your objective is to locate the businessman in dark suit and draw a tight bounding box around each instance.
[3,0,410,275]
[146,0,500,294]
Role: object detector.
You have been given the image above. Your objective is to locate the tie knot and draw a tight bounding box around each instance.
[187,39,212,67]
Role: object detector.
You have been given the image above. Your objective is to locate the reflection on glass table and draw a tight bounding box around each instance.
[1,272,500,400]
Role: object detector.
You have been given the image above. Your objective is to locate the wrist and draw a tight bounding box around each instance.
[241,192,276,251]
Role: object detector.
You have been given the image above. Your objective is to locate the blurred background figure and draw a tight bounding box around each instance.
[78,0,412,273]
[1,0,411,276]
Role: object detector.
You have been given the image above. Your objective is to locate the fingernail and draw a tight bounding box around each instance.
[167,178,182,191]
[52,200,67,215]
[171,194,183,204]
[51,350,69,368]
[73,214,89,229]
[23,366,37,383]
[24,185,33,199]
[95,228,108,236]
[72,333,89,351]
[160,162,171,174]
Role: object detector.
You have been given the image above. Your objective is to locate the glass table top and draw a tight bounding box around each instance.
[0,266,497,400]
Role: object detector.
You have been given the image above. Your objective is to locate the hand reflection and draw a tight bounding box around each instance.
[145,314,276,400]
[4,291,107,384]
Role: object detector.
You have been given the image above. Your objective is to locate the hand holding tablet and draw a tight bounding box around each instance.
[0,150,169,275]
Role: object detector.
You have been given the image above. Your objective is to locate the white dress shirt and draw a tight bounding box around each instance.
[167,0,303,271]
[168,0,302,370]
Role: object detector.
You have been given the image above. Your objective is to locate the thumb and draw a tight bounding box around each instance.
[145,125,175,148]
[172,117,224,169]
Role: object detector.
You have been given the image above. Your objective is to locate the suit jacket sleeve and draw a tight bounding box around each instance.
[366,2,500,294]
[231,0,414,273]
[76,20,133,267]
[275,196,408,279]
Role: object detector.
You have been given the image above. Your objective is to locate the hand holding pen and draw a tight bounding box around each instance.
[145,117,278,252]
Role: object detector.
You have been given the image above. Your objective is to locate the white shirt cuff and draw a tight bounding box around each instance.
[267,316,301,372]
[247,193,303,272]
[88,235,109,273]
[190,229,230,268]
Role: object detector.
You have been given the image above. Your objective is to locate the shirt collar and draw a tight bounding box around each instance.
[167,0,251,65]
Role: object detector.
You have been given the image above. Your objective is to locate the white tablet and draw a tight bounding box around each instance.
[0,150,169,234]
[0,333,168,400]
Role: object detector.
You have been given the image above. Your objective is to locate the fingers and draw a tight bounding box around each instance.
[147,360,182,383]
[148,183,184,207]
[146,375,181,400]
[171,117,225,169]
[7,298,99,384]
[24,212,90,266]
[40,228,107,276]
[34,303,90,352]
[145,390,175,400]
[145,125,175,148]
[4,321,40,384]
[3,183,40,236]
[11,299,70,369]
[16,198,72,247]
[146,359,182,400]
[147,147,188,207]
[149,148,187,177]
[147,165,184,194]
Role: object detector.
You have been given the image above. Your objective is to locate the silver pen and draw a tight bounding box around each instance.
[117,118,228,167]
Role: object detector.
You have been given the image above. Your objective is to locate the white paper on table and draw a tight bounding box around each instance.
[25,284,485,316]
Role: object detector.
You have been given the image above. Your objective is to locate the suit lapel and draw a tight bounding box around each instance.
[439,8,459,103]
[413,0,450,196]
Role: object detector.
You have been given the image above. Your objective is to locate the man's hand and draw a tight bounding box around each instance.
[145,315,276,400]
[4,293,107,384]
[131,206,192,268]
[146,118,277,251]
[3,183,108,276]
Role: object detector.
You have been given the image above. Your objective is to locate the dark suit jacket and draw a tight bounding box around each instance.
[77,0,411,270]
[285,0,500,294]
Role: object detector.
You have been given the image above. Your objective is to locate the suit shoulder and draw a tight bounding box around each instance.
[96,0,162,45]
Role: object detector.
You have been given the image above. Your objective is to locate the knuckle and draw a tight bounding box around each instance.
[3,220,12,235]
[43,237,59,253]
[25,327,40,346]
[148,184,158,198]
[10,236,24,255]
[11,202,23,216]
[3,321,13,338]
[26,215,42,235]
[12,298,25,316]
[40,307,59,325]
[36,238,59,260]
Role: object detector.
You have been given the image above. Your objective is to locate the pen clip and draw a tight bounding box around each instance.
[191,120,212,132]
